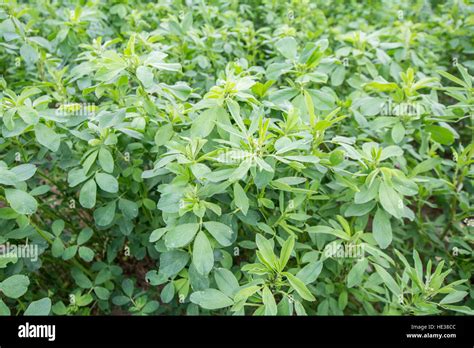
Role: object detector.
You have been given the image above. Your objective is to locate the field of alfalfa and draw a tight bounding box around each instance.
[0,0,473,316]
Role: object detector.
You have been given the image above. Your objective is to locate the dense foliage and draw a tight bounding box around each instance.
[0,0,473,316]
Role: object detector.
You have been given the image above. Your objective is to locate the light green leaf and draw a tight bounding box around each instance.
[192,231,214,276]
[296,260,323,285]
[278,236,295,271]
[24,298,52,316]
[233,182,249,215]
[374,264,401,297]
[373,208,392,249]
[331,65,346,86]
[262,286,277,315]
[284,272,315,301]
[79,179,97,208]
[190,289,234,310]
[276,37,298,60]
[20,44,38,64]
[95,173,119,193]
[347,258,368,288]
[98,148,114,173]
[165,223,200,249]
[203,221,233,247]
[118,199,138,219]
[190,107,218,138]
[79,246,95,262]
[5,189,38,215]
[380,145,403,160]
[426,125,454,145]
[0,275,30,299]
[93,201,116,226]
[35,123,60,152]
[255,234,278,269]
[10,164,36,181]
[154,123,174,147]
[392,122,405,144]
[378,182,404,219]
[214,268,240,297]
[439,291,468,305]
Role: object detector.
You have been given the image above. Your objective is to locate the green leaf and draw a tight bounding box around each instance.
[329,150,345,166]
[374,264,401,297]
[165,223,200,249]
[24,298,52,316]
[136,66,154,88]
[79,179,97,208]
[95,173,119,193]
[214,268,240,297]
[372,208,392,249]
[35,123,60,152]
[355,180,380,204]
[440,305,474,315]
[391,122,405,144]
[161,282,175,303]
[437,70,467,88]
[159,250,190,278]
[0,275,30,299]
[262,286,277,315]
[307,225,350,241]
[439,291,468,305]
[411,158,441,176]
[0,207,18,220]
[154,123,174,147]
[203,221,233,247]
[10,164,36,181]
[71,269,93,289]
[364,81,398,92]
[192,231,214,276]
[94,287,111,300]
[347,258,368,288]
[378,182,404,219]
[296,260,323,285]
[149,228,167,243]
[0,168,17,186]
[380,145,403,160]
[62,245,78,260]
[190,289,234,310]
[331,65,346,86]
[93,201,116,226]
[278,236,295,271]
[275,37,298,60]
[77,227,93,245]
[255,234,278,269]
[344,201,376,217]
[18,106,39,125]
[426,125,454,145]
[233,182,249,215]
[118,199,138,219]
[0,299,11,315]
[234,285,261,303]
[51,238,64,258]
[5,189,38,215]
[284,272,315,301]
[20,44,38,64]
[226,99,246,134]
[98,148,114,173]
[79,246,95,262]
[190,107,218,138]
[51,220,64,237]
